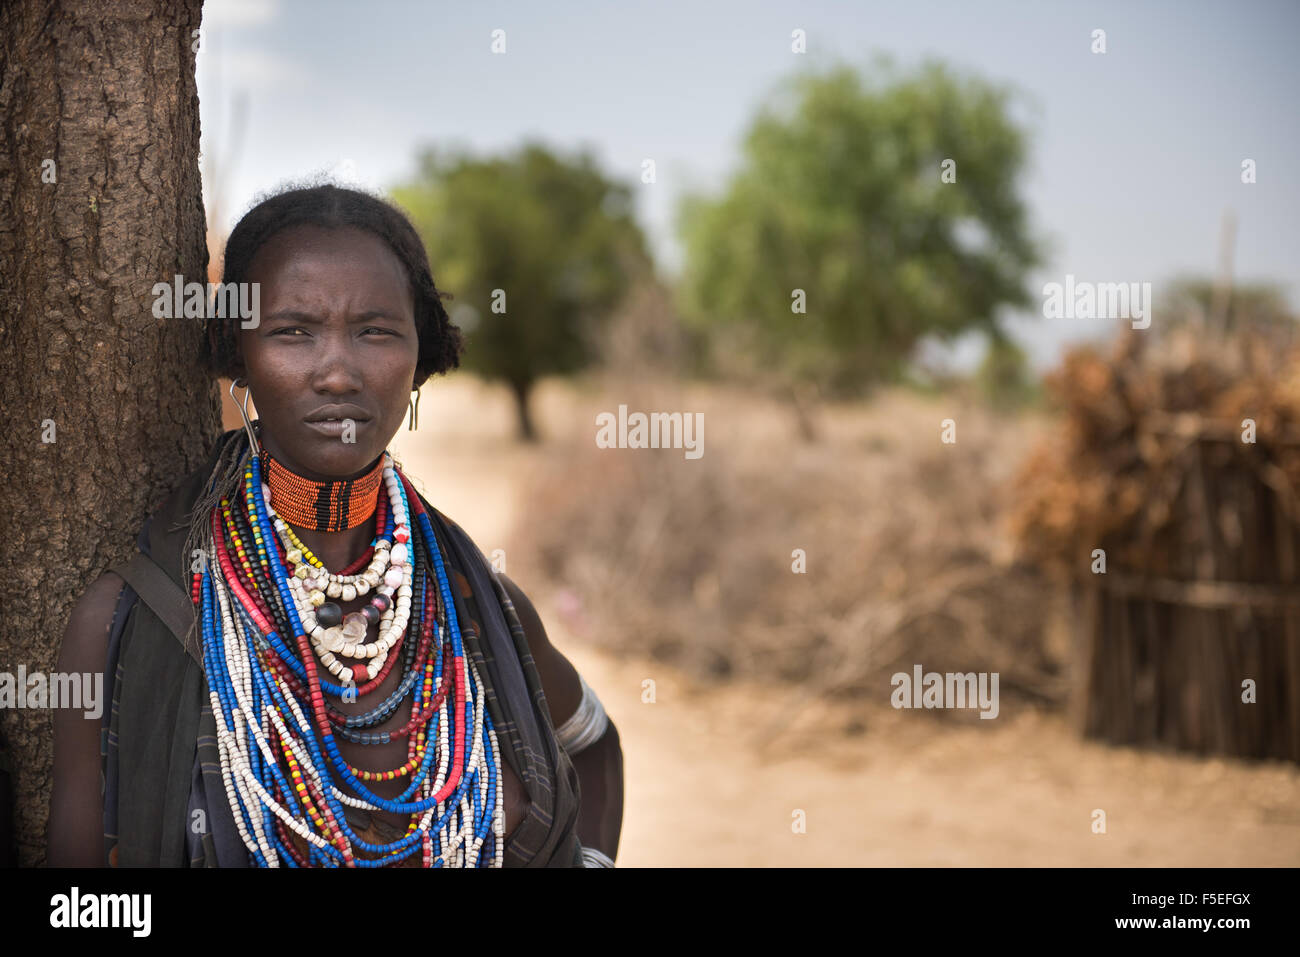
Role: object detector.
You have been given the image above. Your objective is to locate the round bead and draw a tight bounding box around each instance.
[316,602,343,628]
[341,583,357,602]
[360,604,380,625]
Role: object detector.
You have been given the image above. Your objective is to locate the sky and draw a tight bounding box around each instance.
[196,0,1300,372]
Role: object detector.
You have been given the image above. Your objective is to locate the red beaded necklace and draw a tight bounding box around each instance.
[261,449,385,532]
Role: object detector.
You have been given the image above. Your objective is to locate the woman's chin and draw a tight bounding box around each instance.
[280,433,384,479]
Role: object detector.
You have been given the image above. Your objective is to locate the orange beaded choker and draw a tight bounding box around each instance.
[261,450,385,532]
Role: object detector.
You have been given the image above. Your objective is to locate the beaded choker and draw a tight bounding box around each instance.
[261,450,385,532]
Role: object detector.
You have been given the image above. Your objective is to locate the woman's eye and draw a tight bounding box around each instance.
[268,326,393,337]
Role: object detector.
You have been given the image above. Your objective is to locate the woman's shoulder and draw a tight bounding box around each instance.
[60,434,231,670]
[494,572,582,729]
[421,506,583,728]
[57,571,127,676]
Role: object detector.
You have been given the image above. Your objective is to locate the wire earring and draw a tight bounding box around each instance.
[229,377,261,452]
[407,387,421,431]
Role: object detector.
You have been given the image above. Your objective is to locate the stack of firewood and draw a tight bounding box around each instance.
[1008,322,1300,762]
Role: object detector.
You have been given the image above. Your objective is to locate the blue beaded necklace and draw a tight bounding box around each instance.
[197,444,504,867]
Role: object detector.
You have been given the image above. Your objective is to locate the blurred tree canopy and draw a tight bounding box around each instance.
[675,56,1042,426]
[392,142,652,440]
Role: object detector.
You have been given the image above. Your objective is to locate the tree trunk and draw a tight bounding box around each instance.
[789,380,821,443]
[509,378,538,442]
[0,0,214,866]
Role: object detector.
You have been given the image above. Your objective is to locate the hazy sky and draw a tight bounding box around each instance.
[196,0,1299,371]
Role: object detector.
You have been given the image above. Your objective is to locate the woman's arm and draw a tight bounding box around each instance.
[47,572,123,867]
[497,573,624,862]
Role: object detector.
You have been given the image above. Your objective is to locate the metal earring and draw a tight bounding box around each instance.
[407,387,421,431]
[229,378,261,452]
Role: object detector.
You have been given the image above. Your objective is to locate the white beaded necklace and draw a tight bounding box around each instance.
[202,451,505,867]
[265,458,414,684]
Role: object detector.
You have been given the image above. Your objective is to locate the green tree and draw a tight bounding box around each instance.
[675,56,1042,438]
[392,143,651,440]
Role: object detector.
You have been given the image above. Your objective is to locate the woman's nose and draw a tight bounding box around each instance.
[311,332,364,393]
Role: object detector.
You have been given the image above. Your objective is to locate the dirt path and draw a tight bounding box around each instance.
[558,644,1300,866]
[392,376,1300,867]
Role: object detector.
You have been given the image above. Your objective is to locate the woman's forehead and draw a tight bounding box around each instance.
[248,225,412,304]
[250,224,400,274]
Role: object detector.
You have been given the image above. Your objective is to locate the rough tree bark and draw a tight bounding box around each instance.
[0,0,214,866]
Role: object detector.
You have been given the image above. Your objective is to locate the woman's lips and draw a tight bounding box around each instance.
[304,418,370,437]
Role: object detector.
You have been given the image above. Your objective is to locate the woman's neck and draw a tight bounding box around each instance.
[255,429,389,566]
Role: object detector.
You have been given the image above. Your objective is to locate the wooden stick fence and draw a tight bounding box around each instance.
[1069,420,1300,762]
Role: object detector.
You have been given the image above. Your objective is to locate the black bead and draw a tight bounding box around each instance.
[372,593,391,613]
[360,604,380,625]
[317,602,343,628]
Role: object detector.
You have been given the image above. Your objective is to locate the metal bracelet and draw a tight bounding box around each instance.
[555,673,609,755]
[580,845,615,868]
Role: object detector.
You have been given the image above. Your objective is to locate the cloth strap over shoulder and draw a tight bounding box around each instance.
[110,552,201,664]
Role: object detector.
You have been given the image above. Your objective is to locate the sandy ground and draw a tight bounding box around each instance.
[387,375,1300,867]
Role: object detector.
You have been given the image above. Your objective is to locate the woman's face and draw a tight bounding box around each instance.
[236,224,419,480]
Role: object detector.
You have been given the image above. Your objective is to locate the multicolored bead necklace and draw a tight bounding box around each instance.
[193,443,505,867]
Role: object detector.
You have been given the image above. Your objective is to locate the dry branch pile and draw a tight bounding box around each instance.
[513,385,1065,724]
[1007,323,1300,761]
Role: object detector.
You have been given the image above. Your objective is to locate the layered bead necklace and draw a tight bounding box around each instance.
[193,441,505,867]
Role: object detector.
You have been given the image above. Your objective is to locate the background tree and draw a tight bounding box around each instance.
[1159,275,1295,337]
[974,331,1037,411]
[392,142,652,441]
[675,55,1042,439]
[0,0,215,866]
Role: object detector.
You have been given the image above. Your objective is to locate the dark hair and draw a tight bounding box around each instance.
[201,182,464,389]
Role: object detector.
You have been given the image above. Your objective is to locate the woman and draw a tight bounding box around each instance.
[48,184,624,867]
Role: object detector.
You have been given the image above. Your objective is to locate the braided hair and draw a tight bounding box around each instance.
[200,181,464,389]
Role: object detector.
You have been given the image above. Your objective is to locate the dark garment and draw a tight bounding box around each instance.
[102,429,582,867]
